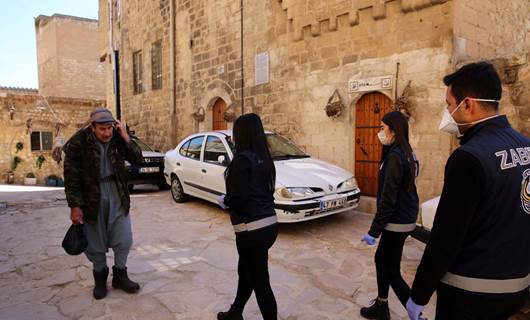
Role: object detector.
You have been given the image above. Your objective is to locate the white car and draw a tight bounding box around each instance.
[412,196,440,243]
[164,130,361,223]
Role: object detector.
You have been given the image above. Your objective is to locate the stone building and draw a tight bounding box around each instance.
[35,14,105,100]
[99,0,529,201]
[1,14,107,185]
[0,87,104,185]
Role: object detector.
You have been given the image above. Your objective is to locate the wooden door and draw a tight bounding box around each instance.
[212,99,228,130]
[354,92,393,196]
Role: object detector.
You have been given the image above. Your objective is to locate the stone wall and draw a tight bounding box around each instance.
[0,92,105,185]
[453,0,529,62]
[101,0,529,201]
[35,14,106,100]
[101,0,174,150]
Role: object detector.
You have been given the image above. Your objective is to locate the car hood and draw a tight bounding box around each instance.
[142,151,164,158]
[274,157,352,193]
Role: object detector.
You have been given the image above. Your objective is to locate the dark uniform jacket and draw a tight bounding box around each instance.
[224,150,276,225]
[63,127,143,224]
[411,116,530,305]
[369,143,419,238]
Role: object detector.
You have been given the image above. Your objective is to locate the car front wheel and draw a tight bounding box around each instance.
[171,176,188,203]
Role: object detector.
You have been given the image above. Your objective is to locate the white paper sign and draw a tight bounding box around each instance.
[349,75,393,93]
[255,52,269,85]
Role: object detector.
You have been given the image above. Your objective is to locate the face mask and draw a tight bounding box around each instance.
[438,98,500,136]
[378,131,393,145]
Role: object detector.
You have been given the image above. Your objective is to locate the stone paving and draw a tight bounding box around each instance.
[0,185,527,320]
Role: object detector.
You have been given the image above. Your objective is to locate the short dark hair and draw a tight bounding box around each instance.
[443,61,502,111]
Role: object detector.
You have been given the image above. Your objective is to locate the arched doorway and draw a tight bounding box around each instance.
[212,98,227,130]
[354,92,393,196]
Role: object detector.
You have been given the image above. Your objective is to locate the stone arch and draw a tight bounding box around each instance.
[198,80,237,132]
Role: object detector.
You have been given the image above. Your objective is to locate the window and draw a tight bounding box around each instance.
[31,131,53,151]
[151,40,162,90]
[179,140,191,157]
[133,50,143,94]
[182,136,204,160]
[204,136,229,165]
[131,137,154,152]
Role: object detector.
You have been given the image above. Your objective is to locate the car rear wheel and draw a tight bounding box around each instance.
[171,176,187,203]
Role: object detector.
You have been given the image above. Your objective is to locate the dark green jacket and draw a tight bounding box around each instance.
[63,127,143,223]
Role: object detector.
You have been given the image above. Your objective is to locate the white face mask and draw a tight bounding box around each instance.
[377,130,393,145]
[438,98,500,136]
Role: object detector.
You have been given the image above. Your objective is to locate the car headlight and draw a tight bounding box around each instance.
[275,187,314,199]
[125,160,131,167]
[343,177,358,190]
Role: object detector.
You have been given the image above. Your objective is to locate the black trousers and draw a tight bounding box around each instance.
[233,224,278,320]
[436,283,528,320]
[375,230,410,307]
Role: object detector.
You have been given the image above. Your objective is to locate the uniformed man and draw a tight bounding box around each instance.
[64,108,143,299]
[406,61,530,319]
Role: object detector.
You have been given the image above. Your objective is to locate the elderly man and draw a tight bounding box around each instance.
[64,108,143,299]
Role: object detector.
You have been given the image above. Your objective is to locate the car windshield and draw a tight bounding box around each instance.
[132,137,154,152]
[226,134,309,160]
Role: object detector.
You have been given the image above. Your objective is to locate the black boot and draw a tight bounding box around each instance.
[217,305,244,320]
[360,298,390,320]
[92,267,109,300]
[112,266,140,293]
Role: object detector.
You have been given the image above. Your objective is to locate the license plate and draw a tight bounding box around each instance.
[320,197,346,211]
[140,167,159,173]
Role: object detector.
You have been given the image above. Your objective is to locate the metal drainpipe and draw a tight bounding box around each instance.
[170,0,177,145]
[240,0,244,115]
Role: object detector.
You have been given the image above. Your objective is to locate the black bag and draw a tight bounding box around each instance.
[62,224,88,255]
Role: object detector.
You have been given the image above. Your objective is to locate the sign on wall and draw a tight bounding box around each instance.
[255,52,269,85]
[349,75,393,93]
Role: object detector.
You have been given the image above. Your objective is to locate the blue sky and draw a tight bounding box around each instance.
[0,1,99,89]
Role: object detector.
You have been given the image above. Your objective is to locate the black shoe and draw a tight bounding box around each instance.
[360,299,390,320]
[112,266,140,293]
[217,305,244,320]
[92,267,109,300]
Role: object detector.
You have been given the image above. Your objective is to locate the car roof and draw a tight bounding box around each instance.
[196,130,273,137]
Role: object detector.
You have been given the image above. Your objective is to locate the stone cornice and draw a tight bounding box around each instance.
[278,0,449,41]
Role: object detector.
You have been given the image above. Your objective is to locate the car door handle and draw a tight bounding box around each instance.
[201,169,207,173]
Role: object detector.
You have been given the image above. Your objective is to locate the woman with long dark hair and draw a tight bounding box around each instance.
[217,113,278,320]
[360,111,420,320]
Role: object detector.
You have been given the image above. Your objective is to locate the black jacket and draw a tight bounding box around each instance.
[368,143,419,238]
[411,116,530,305]
[224,150,275,225]
[63,127,143,223]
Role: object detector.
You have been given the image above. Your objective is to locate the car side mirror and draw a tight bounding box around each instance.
[218,155,228,166]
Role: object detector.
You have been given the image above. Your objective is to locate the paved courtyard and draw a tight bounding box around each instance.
[0,185,527,320]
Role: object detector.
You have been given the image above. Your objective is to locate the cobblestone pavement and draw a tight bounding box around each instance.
[0,185,527,320]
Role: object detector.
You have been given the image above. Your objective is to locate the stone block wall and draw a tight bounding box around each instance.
[0,93,104,185]
[35,14,106,100]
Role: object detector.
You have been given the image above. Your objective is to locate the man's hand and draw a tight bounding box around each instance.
[115,120,130,143]
[70,207,84,225]
[406,298,426,320]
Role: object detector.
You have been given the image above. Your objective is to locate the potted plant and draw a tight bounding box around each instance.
[24,172,37,185]
[36,155,46,169]
[15,142,24,153]
[11,156,22,171]
[5,171,15,184]
[47,174,60,187]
